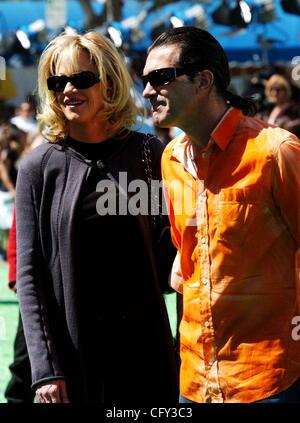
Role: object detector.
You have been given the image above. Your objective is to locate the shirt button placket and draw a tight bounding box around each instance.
[202,277,208,285]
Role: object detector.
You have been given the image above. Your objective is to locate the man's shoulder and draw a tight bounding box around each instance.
[242,115,299,151]
[263,126,300,156]
[240,114,276,138]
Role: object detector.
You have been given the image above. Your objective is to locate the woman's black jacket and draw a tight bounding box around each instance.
[15,131,178,403]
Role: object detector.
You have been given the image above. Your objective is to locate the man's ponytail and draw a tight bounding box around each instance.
[224,90,257,116]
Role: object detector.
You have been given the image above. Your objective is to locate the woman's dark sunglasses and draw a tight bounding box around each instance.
[142,67,194,89]
[47,71,100,92]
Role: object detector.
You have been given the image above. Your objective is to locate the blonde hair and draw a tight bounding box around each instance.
[265,74,292,100]
[37,31,142,142]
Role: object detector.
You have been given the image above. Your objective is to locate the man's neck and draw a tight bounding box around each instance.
[183,99,229,156]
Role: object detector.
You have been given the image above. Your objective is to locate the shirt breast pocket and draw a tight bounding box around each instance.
[216,187,261,245]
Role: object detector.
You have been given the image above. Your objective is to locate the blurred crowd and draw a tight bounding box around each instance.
[0,99,43,259]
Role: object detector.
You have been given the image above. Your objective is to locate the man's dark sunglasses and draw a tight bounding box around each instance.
[142,67,194,89]
[47,71,100,92]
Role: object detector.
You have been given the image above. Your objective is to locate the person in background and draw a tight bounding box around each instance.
[4,210,35,403]
[10,101,38,134]
[0,123,26,194]
[0,123,25,259]
[143,26,300,403]
[4,130,44,403]
[16,31,177,404]
[256,74,299,129]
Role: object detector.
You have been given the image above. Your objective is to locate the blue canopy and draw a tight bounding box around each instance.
[210,0,300,63]
[0,0,299,63]
[124,0,300,63]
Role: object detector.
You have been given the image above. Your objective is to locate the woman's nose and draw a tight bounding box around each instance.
[63,81,76,93]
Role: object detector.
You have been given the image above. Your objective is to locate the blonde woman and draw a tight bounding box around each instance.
[15,32,178,403]
[257,74,299,129]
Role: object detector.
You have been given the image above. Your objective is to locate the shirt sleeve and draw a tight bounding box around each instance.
[272,136,300,288]
[16,163,65,388]
[273,136,300,245]
[161,160,182,251]
[169,251,183,294]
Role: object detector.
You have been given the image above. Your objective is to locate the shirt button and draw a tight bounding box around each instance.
[204,321,210,328]
[208,360,214,367]
[202,152,207,159]
[201,237,206,244]
[202,277,208,285]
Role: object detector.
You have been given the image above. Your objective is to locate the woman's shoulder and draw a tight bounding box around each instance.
[19,141,63,175]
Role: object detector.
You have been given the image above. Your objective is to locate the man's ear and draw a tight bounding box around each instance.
[196,69,214,91]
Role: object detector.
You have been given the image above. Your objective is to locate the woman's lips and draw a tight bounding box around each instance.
[64,97,86,107]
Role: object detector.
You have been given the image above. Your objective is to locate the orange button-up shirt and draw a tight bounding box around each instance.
[162,107,300,403]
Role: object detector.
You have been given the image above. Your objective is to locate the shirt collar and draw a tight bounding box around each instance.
[170,107,244,177]
[211,107,244,151]
[171,132,198,178]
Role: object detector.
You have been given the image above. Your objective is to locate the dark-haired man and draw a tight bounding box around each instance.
[143,26,300,403]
